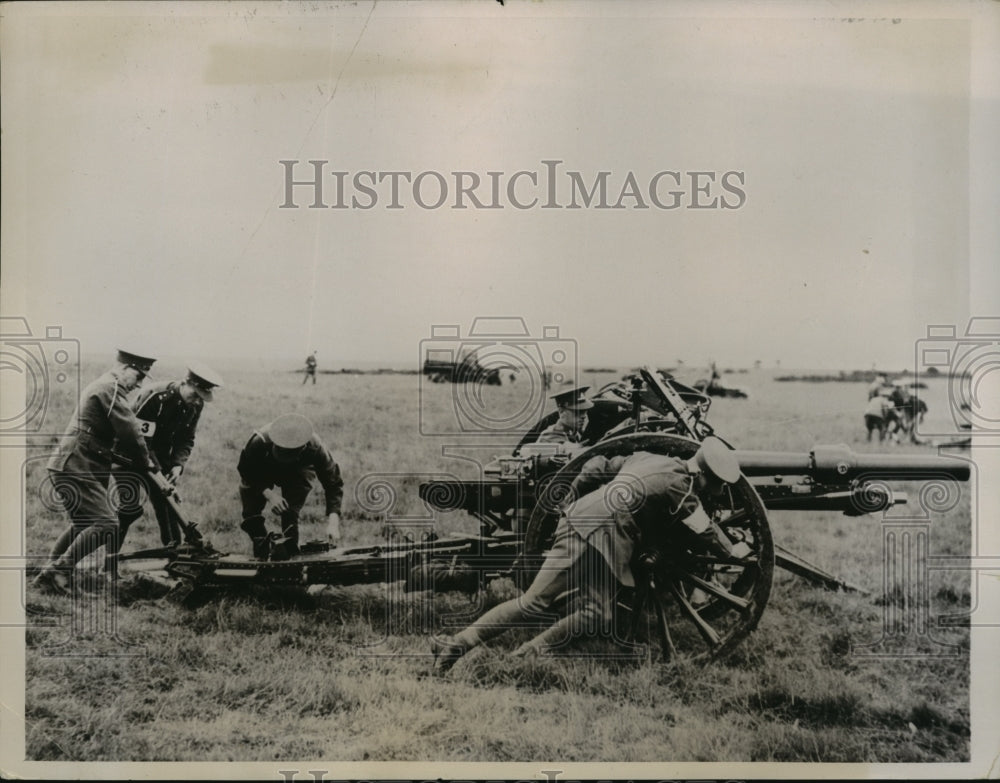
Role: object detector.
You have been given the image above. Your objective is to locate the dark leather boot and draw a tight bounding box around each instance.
[32,564,72,596]
[431,635,466,673]
[279,523,299,558]
[240,515,269,559]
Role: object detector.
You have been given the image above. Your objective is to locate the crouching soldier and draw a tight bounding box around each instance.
[237,413,343,559]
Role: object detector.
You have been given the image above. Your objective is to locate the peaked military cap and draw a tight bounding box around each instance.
[551,386,594,411]
[116,349,157,377]
[186,362,224,402]
[691,436,741,484]
[269,413,315,449]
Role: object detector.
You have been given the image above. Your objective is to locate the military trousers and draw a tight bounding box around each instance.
[239,476,313,548]
[453,520,616,654]
[46,468,121,568]
[113,468,184,547]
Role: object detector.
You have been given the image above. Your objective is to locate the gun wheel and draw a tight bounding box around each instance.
[522,432,774,663]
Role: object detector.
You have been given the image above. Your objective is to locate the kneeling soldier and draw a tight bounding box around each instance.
[237,413,344,559]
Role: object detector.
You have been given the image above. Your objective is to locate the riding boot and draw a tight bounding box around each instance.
[32,562,72,596]
[240,515,270,559]
[104,517,134,576]
[431,635,467,673]
[279,519,300,558]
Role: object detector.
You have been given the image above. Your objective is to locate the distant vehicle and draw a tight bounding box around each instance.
[422,356,506,386]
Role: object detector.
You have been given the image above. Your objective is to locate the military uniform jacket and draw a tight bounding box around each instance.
[237,431,344,514]
[131,380,203,471]
[562,451,701,587]
[47,371,153,474]
[536,420,586,445]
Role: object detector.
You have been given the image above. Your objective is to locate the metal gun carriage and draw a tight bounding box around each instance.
[155,366,969,664]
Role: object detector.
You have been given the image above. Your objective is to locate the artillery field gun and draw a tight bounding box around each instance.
[146,366,969,664]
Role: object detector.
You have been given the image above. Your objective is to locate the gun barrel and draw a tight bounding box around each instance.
[732,444,970,482]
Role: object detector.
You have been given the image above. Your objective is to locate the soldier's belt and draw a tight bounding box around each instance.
[74,431,116,461]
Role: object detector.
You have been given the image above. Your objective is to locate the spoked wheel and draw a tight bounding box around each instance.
[624,477,773,662]
[521,432,774,663]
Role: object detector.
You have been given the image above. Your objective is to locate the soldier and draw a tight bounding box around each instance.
[432,437,746,671]
[536,386,594,449]
[237,413,343,559]
[864,393,891,442]
[868,374,888,400]
[708,360,721,394]
[33,349,162,595]
[509,386,596,532]
[887,382,921,444]
[302,351,318,385]
[110,362,223,556]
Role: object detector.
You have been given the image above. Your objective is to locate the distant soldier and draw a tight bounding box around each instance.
[708,361,721,393]
[110,362,223,556]
[868,374,888,400]
[33,349,160,595]
[888,382,910,410]
[432,438,746,671]
[887,382,923,444]
[237,413,343,559]
[302,351,318,385]
[864,393,890,442]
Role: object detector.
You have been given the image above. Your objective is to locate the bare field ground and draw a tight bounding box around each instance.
[20,361,971,762]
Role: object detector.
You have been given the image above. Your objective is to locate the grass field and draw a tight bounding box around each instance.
[20,360,972,763]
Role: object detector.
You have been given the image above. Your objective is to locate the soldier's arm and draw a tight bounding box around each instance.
[535,425,566,444]
[172,405,201,468]
[310,441,344,515]
[108,384,155,469]
[131,385,158,416]
[644,474,705,548]
[237,434,272,488]
[131,385,163,438]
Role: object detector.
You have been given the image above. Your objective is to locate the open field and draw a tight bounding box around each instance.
[20,360,972,762]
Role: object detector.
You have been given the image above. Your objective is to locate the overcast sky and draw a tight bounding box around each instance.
[2,2,997,371]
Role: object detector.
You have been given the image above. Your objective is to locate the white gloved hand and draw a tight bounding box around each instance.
[262,487,288,513]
